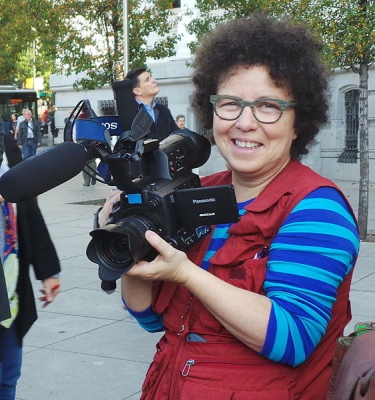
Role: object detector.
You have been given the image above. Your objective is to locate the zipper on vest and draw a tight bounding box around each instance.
[181,357,272,377]
[167,294,196,396]
[182,359,195,376]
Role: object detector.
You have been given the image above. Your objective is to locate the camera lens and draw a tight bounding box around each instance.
[160,130,211,169]
[102,233,133,266]
[86,215,156,281]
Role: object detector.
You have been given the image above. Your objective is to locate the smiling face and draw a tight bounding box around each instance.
[213,65,297,193]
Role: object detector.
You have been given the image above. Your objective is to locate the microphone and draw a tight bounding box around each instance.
[0,142,88,202]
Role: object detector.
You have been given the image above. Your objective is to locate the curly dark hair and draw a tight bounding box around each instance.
[125,67,147,88]
[192,13,330,159]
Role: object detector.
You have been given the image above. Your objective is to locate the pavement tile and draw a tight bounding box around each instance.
[16,349,147,400]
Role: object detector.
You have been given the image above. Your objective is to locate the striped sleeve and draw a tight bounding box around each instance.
[259,187,359,366]
[122,296,164,333]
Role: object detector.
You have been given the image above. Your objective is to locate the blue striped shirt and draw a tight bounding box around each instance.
[124,187,360,366]
[260,187,359,365]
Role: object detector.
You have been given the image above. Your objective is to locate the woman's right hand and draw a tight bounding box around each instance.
[97,188,122,227]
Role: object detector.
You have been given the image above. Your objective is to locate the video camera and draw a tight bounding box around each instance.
[64,80,239,293]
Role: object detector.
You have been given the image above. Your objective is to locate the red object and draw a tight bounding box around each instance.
[40,109,49,123]
[141,161,357,400]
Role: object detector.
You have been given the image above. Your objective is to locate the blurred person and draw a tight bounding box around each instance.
[8,114,17,138]
[3,134,22,169]
[0,118,10,322]
[64,109,74,125]
[48,105,58,138]
[17,110,41,159]
[13,109,27,140]
[0,261,10,323]
[0,121,61,400]
[83,158,98,186]
[98,14,360,399]
[175,114,187,130]
[125,67,178,140]
[40,109,49,136]
[0,118,4,166]
[78,105,98,186]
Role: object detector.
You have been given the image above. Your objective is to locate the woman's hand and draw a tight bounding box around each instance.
[127,231,270,351]
[126,230,194,285]
[39,277,61,308]
[98,189,122,227]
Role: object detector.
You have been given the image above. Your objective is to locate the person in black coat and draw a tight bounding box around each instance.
[0,117,10,322]
[0,125,61,399]
[124,67,178,140]
[16,110,42,159]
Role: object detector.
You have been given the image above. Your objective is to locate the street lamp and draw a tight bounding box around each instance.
[32,39,36,90]
[30,27,37,90]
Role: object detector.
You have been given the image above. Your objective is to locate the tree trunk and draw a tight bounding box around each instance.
[357,62,369,241]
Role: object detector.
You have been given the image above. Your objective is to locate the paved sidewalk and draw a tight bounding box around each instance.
[14,163,375,400]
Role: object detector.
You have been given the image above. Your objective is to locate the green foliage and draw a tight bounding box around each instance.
[186,0,271,52]
[0,0,62,87]
[186,0,374,239]
[187,0,375,71]
[53,0,179,89]
[2,1,374,90]
[306,0,375,71]
[0,0,179,90]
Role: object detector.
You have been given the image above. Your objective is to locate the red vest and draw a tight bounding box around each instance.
[141,161,357,400]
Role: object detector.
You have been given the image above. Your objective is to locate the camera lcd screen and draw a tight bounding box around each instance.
[175,185,239,227]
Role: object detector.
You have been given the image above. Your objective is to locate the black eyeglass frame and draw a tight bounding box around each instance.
[209,95,297,124]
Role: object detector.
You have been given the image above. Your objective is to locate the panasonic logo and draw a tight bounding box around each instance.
[193,197,216,204]
[199,213,216,217]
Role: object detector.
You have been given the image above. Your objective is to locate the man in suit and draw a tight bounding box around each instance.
[125,67,178,140]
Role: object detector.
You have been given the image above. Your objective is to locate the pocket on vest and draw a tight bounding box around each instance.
[179,357,294,399]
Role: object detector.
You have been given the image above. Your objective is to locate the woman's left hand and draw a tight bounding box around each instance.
[126,230,193,285]
[127,231,271,351]
[39,277,61,308]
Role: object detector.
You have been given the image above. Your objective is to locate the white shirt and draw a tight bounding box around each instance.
[27,120,34,138]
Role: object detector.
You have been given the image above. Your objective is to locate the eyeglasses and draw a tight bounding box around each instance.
[210,95,297,124]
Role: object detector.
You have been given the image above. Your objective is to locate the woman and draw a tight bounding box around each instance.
[0,127,61,400]
[8,114,17,138]
[98,14,359,399]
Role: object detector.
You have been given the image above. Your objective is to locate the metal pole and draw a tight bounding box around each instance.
[123,0,129,74]
[33,40,36,89]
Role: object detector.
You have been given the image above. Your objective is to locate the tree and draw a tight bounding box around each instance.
[53,0,180,90]
[306,0,375,241]
[276,0,375,241]
[0,0,180,90]
[187,0,375,240]
[185,0,272,53]
[0,0,62,88]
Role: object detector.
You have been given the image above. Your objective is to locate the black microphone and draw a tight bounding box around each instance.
[0,142,88,202]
